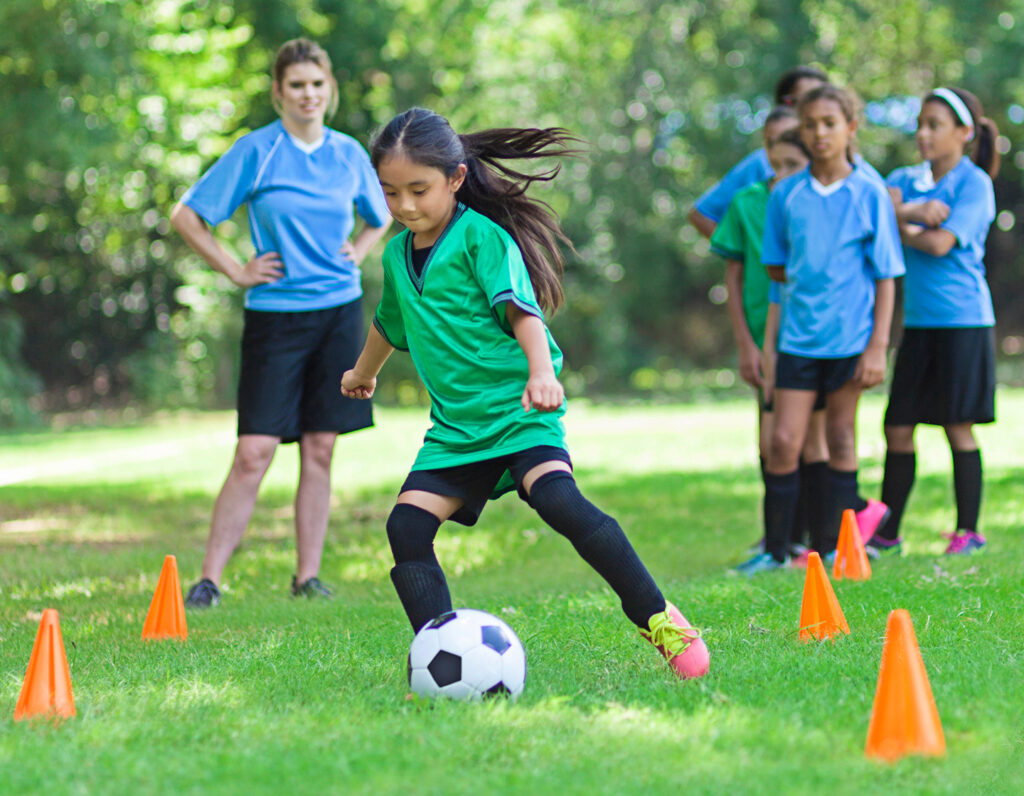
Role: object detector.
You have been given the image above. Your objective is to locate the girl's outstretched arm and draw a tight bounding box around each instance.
[340,325,395,400]
[507,305,564,412]
[855,278,894,388]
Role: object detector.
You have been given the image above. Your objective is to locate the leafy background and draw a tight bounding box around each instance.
[3,0,1024,425]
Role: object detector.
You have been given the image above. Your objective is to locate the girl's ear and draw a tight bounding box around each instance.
[847,116,859,137]
[449,163,468,192]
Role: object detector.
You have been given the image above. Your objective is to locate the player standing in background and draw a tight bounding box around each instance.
[870,87,999,557]
[737,84,904,574]
[170,39,391,606]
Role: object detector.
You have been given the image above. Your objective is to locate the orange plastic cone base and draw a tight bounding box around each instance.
[142,555,188,640]
[833,509,872,581]
[865,609,946,760]
[798,552,850,641]
[14,609,76,721]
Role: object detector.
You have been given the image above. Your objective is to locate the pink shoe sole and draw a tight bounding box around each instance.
[661,602,710,679]
[856,499,891,544]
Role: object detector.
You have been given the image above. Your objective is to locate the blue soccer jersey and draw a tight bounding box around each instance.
[695,148,773,224]
[886,157,996,328]
[182,120,389,312]
[762,167,905,357]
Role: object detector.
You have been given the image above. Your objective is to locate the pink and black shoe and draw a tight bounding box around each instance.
[944,530,986,555]
[640,602,710,680]
[856,499,891,544]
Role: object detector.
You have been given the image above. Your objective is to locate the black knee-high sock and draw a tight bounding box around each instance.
[386,504,452,631]
[880,451,916,539]
[528,472,665,628]
[792,459,809,548]
[801,461,830,551]
[952,449,983,532]
[764,469,799,562]
[797,460,828,549]
[760,457,769,540]
[825,468,859,553]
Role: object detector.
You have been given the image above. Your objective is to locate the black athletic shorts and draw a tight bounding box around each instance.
[400,445,573,527]
[236,300,372,443]
[775,352,860,395]
[884,327,996,426]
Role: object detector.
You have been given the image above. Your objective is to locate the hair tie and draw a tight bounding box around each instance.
[932,88,975,142]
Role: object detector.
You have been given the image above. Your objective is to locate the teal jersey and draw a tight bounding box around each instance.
[374,204,566,476]
[710,181,772,348]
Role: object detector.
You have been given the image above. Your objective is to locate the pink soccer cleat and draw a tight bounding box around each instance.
[856,499,891,544]
[640,602,710,679]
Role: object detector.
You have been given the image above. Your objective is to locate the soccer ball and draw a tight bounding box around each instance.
[408,609,526,700]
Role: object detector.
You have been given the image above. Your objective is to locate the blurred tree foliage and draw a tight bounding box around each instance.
[1,0,1023,424]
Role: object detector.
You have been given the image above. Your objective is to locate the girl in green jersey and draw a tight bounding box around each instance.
[341,108,709,680]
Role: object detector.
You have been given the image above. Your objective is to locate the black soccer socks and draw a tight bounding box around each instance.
[880,451,916,540]
[952,448,983,533]
[527,470,665,628]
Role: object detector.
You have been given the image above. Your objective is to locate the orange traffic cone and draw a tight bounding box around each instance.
[833,509,872,581]
[142,555,188,640]
[798,551,850,641]
[14,609,76,721]
[865,609,946,760]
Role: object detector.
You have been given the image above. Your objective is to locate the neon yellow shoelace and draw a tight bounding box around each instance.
[642,611,702,657]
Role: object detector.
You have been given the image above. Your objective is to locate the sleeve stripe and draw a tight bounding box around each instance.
[372,316,408,351]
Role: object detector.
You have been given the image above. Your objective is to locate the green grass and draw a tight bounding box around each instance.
[2,393,1023,794]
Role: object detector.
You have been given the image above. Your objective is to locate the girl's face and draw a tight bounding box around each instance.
[799,98,856,164]
[377,154,466,244]
[767,142,809,183]
[915,100,971,163]
[273,61,332,126]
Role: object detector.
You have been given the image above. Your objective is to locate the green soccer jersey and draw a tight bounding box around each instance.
[374,203,567,476]
[709,180,772,348]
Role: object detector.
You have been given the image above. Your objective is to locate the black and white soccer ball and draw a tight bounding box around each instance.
[408,609,526,700]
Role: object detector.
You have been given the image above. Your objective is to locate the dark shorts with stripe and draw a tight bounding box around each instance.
[401,445,572,526]
[237,300,372,443]
[884,327,996,426]
[775,352,860,395]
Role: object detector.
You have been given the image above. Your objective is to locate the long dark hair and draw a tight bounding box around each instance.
[774,66,828,105]
[370,108,581,313]
[925,88,1000,178]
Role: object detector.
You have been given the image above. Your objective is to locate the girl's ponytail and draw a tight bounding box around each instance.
[371,108,581,314]
[457,128,582,313]
[973,116,1001,179]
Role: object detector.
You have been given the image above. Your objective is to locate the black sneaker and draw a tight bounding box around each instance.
[184,578,221,608]
[291,575,333,599]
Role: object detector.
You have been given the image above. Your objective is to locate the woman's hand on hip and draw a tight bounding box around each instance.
[233,252,284,287]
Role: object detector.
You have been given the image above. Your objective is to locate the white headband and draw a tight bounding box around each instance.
[932,88,975,142]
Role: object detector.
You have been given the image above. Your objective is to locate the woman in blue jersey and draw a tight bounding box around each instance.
[689,66,827,239]
[869,88,999,557]
[341,108,709,680]
[736,84,905,575]
[169,39,391,606]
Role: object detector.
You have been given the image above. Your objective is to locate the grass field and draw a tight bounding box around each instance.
[2,392,1023,794]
